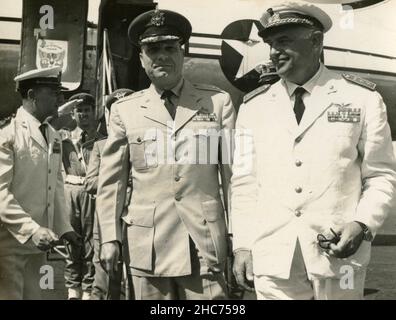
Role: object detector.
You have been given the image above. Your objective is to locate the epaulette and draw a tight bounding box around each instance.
[115,90,146,104]
[342,73,376,91]
[193,83,224,93]
[243,84,271,103]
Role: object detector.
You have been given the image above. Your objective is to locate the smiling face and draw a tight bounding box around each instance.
[139,40,184,90]
[263,25,323,84]
[72,103,96,132]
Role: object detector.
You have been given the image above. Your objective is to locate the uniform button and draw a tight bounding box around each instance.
[48,169,52,174]
[295,160,302,167]
[203,219,207,225]
[175,195,182,201]
[295,136,302,143]
[295,210,302,217]
[137,137,142,143]
[175,176,181,182]
[295,186,303,193]
[48,186,52,191]
[130,219,134,224]
[47,203,51,208]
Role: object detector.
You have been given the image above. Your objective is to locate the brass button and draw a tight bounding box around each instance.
[175,195,182,201]
[48,169,52,174]
[295,160,302,167]
[295,187,303,193]
[137,137,142,143]
[295,210,302,217]
[175,176,181,182]
[48,186,52,191]
[203,219,207,225]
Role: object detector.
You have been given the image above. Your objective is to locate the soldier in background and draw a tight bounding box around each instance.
[0,67,79,299]
[61,93,105,300]
[85,88,134,300]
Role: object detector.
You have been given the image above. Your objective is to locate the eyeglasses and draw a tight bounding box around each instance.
[317,228,340,249]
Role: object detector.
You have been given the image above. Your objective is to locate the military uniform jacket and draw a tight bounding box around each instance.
[231,66,396,279]
[0,107,73,256]
[97,80,235,276]
[97,80,235,277]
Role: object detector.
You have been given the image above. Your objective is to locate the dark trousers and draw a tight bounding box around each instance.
[64,184,95,292]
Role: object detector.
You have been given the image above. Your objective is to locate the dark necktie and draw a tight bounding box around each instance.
[39,123,48,145]
[293,87,306,125]
[161,90,176,120]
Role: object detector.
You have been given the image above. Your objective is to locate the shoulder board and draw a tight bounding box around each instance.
[193,83,224,93]
[0,116,13,129]
[342,73,376,91]
[243,84,271,103]
[115,90,146,104]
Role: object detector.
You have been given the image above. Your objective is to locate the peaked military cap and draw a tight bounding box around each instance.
[259,1,332,39]
[106,88,134,109]
[128,9,192,46]
[14,66,66,91]
[68,93,96,108]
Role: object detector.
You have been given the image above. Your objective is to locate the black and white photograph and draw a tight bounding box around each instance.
[0,0,396,305]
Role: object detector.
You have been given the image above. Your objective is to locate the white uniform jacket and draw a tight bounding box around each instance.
[0,107,72,256]
[231,66,396,279]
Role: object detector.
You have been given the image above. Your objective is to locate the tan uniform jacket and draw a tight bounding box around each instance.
[97,80,235,276]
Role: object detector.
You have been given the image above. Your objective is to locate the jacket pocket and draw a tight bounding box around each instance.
[123,203,155,271]
[122,203,155,227]
[128,129,158,170]
[201,199,227,264]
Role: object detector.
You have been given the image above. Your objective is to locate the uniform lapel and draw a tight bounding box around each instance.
[270,81,299,136]
[142,85,173,129]
[174,80,202,134]
[295,67,338,139]
[19,108,48,151]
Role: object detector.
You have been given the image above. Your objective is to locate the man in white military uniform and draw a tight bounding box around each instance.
[231,1,396,299]
[97,9,235,299]
[0,67,79,299]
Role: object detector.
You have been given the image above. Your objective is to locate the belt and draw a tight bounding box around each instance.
[65,174,85,185]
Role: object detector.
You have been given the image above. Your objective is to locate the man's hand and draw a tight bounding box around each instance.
[100,241,120,278]
[31,227,59,251]
[60,231,82,246]
[327,222,365,258]
[232,249,254,292]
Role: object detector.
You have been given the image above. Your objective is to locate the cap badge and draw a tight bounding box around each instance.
[151,10,165,27]
[268,12,281,25]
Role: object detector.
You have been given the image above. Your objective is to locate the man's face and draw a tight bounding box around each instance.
[72,103,96,131]
[139,40,184,89]
[33,85,62,120]
[264,26,319,83]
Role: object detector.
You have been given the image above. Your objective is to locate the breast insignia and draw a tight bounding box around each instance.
[243,84,272,103]
[342,73,376,91]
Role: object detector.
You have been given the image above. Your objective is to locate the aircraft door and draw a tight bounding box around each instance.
[19,0,88,92]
